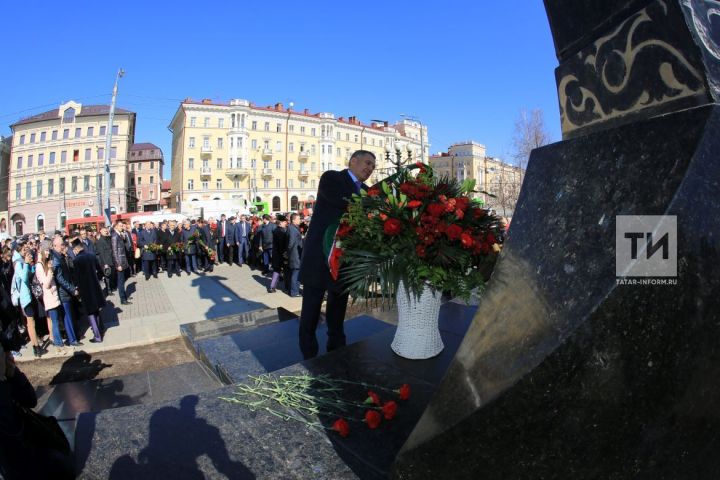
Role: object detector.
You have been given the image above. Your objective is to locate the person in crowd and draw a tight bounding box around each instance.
[12,243,44,357]
[236,214,251,267]
[299,150,376,359]
[217,214,229,264]
[111,222,132,305]
[35,246,65,351]
[164,220,183,278]
[268,215,288,293]
[225,216,238,266]
[181,220,199,274]
[51,237,82,347]
[286,213,303,297]
[156,221,170,274]
[79,228,95,256]
[138,221,158,281]
[199,219,215,272]
[250,217,262,270]
[258,214,276,275]
[72,240,105,343]
[95,226,115,295]
[38,229,51,251]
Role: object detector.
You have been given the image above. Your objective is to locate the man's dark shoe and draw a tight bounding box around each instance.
[121,300,132,305]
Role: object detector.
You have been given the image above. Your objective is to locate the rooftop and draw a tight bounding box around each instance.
[12,104,135,127]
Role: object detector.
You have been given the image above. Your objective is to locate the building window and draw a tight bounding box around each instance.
[202,158,209,169]
[111,147,117,159]
[300,126,305,135]
[275,141,282,152]
[216,178,222,189]
[36,180,43,197]
[59,178,65,193]
[311,162,316,171]
[110,173,116,188]
[97,147,104,160]
[99,125,106,136]
[275,160,281,170]
[252,121,257,130]
[149,189,154,199]
[82,209,92,217]
[71,176,78,193]
[137,162,142,171]
[15,183,20,200]
[26,182,31,199]
[49,152,55,164]
[189,137,195,148]
[138,177,142,185]
[87,126,94,137]
[217,138,223,149]
[275,179,281,188]
[83,175,90,191]
[218,118,224,128]
[190,117,196,127]
[188,158,194,169]
[48,179,54,195]
[289,124,294,133]
[288,179,294,188]
[16,157,22,169]
[272,196,281,211]
[61,151,67,163]
[311,128,316,136]
[63,129,69,139]
[346,133,350,141]
[150,176,154,186]
[97,174,103,190]
[38,153,44,166]
[311,179,316,188]
[29,133,35,143]
[264,122,270,131]
[150,161,154,169]
[251,139,257,150]
[289,161,294,171]
[310,144,316,154]
[59,211,67,228]
[40,131,46,142]
[276,123,282,133]
[130,177,135,186]
[204,117,210,127]
[85,148,91,161]
[355,134,359,143]
[337,147,341,157]
[75,127,81,138]
[289,142,294,152]
[51,130,57,140]
[28,155,33,168]
[217,158,222,169]
[73,150,79,162]
[187,179,194,190]
[63,107,75,123]
[203,136,210,148]
[201,181,208,190]
[36,214,45,232]
[19,135,25,145]
[233,179,240,189]
[112,125,119,135]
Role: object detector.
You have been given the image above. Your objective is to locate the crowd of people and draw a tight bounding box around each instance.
[0,213,309,359]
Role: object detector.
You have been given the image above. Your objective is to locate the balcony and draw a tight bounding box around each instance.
[225,167,250,179]
[200,166,212,178]
[298,150,309,161]
[261,168,273,178]
[262,148,273,159]
[201,145,213,157]
[298,170,310,179]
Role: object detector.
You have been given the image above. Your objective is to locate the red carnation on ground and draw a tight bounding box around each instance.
[383,218,402,236]
[426,203,445,217]
[332,418,350,437]
[398,384,411,400]
[382,401,398,420]
[367,186,380,197]
[365,410,382,429]
[446,224,463,240]
[460,233,473,249]
[365,391,381,405]
[406,200,423,209]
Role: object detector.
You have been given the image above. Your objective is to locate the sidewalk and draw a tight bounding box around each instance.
[16,264,304,362]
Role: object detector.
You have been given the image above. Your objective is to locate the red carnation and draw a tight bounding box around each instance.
[367,186,380,197]
[415,162,427,173]
[399,183,415,195]
[337,222,353,239]
[427,203,445,217]
[406,200,423,209]
[398,383,411,400]
[455,208,465,219]
[472,208,487,219]
[455,197,470,211]
[383,218,402,236]
[365,410,382,429]
[460,233,473,249]
[365,391,381,405]
[416,244,426,257]
[379,213,388,221]
[382,401,398,420]
[446,224,463,240]
[332,418,350,437]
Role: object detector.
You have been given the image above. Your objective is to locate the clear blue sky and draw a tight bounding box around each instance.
[0,1,560,179]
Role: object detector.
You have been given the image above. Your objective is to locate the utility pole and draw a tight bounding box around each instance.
[103,68,124,226]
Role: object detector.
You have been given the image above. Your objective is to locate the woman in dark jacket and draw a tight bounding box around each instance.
[268,216,288,293]
[71,241,105,343]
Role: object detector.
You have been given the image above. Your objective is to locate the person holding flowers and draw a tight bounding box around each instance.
[137,221,158,281]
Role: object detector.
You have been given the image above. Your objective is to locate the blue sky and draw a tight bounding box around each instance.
[0,1,560,179]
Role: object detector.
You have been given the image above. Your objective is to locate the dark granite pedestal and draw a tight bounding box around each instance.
[74,303,475,479]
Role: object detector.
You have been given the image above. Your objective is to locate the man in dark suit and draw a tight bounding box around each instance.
[286,213,303,297]
[79,228,96,256]
[298,150,376,359]
[217,214,229,264]
[235,214,251,267]
[137,221,158,280]
[225,216,238,266]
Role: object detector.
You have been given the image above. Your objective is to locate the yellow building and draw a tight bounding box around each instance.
[429,141,524,217]
[8,101,136,234]
[168,98,429,213]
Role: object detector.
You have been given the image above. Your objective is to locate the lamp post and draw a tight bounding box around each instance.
[103,68,124,226]
[400,114,425,163]
[284,102,293,212]
[385,141,413,174]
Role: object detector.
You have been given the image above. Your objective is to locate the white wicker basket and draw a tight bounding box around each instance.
[391,280,444,359]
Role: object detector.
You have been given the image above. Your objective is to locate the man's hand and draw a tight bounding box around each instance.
[117,266,123,272]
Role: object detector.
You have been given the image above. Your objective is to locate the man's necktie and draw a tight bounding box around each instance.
[355,180,362,193]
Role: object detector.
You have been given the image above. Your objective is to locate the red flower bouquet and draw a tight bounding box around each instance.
[334,163,503,302]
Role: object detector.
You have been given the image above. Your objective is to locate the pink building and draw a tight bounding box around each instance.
[128,143,163,212]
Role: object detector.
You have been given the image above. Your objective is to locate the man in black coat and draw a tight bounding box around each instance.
[156,222,170,273]
[137,221,158,280]
[217,214,229,264]
[72,240,105,343]
[111,222,132,305]
[286,213,303,297]
[95,226,115,294]
[259,215,276,274]
[298,150,376,359]
[235,215,251,267]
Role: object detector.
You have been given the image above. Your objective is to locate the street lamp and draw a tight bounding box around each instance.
[102,68,124,226]
[385,141,413,174]
[400,113,425,163]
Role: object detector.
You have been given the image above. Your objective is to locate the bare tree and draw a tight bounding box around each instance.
[511,108,551,171]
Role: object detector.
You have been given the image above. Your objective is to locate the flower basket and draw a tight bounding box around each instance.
[392,280,444,359]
